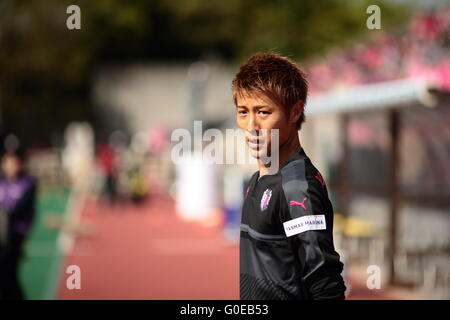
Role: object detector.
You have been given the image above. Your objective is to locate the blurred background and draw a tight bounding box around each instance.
[0,0,449,300]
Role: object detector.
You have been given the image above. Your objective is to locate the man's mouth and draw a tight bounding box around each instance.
[248,141,259,150]
[247,136,265,151]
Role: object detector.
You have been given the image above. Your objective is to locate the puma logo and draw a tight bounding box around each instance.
[290,197,308,210]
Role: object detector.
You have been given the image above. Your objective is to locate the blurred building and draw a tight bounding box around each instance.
[92,62,234,133]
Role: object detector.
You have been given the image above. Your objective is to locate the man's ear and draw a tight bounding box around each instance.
[290,100,304,125]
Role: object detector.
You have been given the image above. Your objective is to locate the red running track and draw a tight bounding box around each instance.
[57,194,239,299]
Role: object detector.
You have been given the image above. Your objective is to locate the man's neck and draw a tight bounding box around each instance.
[258,131,301,177]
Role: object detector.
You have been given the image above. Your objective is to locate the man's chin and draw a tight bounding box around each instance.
[249,149,272,162]
[249,149,262,159]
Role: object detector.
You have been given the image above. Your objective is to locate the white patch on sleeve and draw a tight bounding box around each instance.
[283,215,326,237]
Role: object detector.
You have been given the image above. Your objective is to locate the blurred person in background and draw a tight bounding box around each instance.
[127,152,149,204]
[96,139,118,205]
[0,147,37,300]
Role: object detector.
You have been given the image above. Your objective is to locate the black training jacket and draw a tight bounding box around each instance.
[240,148,346,300]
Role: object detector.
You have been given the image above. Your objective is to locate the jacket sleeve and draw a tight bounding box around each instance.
[280,171,346,300]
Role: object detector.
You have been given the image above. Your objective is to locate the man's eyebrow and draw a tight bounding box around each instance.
[236,105,273,109]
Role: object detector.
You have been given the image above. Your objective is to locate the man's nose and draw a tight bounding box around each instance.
[247,113,260,133]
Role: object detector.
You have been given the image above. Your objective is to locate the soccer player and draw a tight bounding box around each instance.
[233,52,346,300]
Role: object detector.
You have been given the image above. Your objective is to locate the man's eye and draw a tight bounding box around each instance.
[238,110,247,115]
[259,111,270,115]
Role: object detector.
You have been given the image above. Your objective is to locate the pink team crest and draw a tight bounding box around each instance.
[260,188,272,211]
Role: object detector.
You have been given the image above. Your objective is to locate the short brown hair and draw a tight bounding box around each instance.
[232,52,308,130]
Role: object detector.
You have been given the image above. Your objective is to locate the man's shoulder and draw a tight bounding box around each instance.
[280,155,308,186]
[279,155,329,205]
[281,155,324,183]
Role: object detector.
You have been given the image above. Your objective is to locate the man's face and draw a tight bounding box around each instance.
[236,92,292,160]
